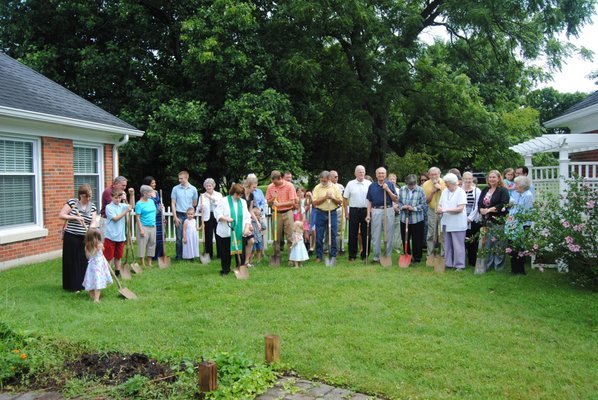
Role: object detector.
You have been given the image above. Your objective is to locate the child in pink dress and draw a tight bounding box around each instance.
[82,229,113,303]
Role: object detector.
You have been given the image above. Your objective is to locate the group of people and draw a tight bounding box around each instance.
[59,165,535,302]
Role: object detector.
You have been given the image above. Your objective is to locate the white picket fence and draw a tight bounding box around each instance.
[128,206,349,243]
[532,162,598,201]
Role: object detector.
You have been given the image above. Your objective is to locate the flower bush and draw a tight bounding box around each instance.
[501,178,597,289]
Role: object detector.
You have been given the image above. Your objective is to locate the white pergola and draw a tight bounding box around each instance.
[510,92,598,197]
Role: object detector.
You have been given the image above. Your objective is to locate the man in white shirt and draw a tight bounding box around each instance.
[343,165,371,261]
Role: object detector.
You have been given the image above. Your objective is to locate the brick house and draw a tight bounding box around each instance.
[0,52,143,270]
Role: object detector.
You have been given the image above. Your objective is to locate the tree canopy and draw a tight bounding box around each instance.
[1,0,595,188]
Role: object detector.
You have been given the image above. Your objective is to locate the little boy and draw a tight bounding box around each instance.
[105,188,133,275]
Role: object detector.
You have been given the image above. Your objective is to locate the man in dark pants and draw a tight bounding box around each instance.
[171,170,198,260]
[343,165,371,261]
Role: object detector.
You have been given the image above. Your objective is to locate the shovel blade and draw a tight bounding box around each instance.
[120,265,132,280]
[475,258,487,274]
[426,255,436,267]
[158,256,171,269]
[399,254,411,268]
[130,263,142,274]
[269,255,280,267]
[118,287,137,300]
[434,256,445,273]
[234,265,250,280]
[325,256,336,266]
[199,253,211,265]
[380,255,392,268]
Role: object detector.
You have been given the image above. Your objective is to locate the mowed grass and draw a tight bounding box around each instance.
[1,246,596,399]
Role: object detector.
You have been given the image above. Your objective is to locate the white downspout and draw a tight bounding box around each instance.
[113,134,129,178]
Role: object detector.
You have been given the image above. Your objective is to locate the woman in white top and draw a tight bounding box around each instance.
[462,172,482,266]
[437,173,468,270]
[198,178,223,259]
[214,183,252,276]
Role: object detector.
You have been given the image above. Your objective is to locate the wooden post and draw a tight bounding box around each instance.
[265,335,280,364]
[199,360,217,392]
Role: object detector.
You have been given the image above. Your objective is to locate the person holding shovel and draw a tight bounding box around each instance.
[214,183,252,276]
[135,185,157,268]
[171,171,198,260]
[365,167,398,263]
[59,184,98,292]
[312,171,343,264]
[104,188,134,276]
[266,170,298,251]
[423,167,446,259]
[343,165,371,262]
[397,174,426,263]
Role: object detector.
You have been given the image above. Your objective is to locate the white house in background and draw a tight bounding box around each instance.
[510,91,598,199]
[0,52,144,270]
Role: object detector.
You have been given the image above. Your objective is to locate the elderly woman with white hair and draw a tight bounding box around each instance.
[506,175,534,275]
[437,173,468,270]
[198,178,223,259]
[135,184,157,268]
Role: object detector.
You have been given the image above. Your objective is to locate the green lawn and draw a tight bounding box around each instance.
[1,248,596,399]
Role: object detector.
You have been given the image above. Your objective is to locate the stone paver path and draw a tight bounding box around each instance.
[0,392,63,400]
[255,377,379,400]
[1,377,380,400]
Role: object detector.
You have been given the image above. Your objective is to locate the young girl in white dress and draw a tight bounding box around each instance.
[82,229,113,303]
[289,220,309,268]
[182,207,200,260]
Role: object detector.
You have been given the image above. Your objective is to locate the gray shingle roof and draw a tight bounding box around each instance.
[0,52,137,131]
[559,90,598,117]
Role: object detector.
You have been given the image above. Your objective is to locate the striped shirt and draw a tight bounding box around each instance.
[398,186,426,224]
[64,199,97,236]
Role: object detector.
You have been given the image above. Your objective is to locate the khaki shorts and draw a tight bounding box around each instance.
[137,226,156,258]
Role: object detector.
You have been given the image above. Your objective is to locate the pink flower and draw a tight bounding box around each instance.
[567,243,581,252]
[573,224,585,232]
[538,264,545,272]
[561,219,571,228]
[587,200,595,209]
[505,247,513,254]
[491,236,497,242]
[565,236,574,244]
[533,244,539,251]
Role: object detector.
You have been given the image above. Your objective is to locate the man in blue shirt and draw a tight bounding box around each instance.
[366,167,398,263]
[171,171,198,260]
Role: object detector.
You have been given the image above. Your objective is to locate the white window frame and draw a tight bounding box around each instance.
[73,143,104,207]
[0,134,46,244]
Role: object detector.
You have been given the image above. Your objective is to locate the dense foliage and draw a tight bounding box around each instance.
[0,0,595,187]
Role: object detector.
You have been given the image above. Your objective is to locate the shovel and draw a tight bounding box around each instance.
[364,221,370,264]
[475,226,488,274]
[230,223,249,280]
[380,193,392,267]
[433,216,445,273]
[108,263,137,299]
[399,215,412,268]
[269,206,281,267]
[325,200,336,266]
[157,189,170,268]
[125,214,142,275]
[199,194,211,265]
[426,217,438,267]
[120,245,132,280]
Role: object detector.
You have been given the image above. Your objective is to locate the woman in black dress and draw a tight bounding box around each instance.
[58,184,97,291]
[477,170,510,271]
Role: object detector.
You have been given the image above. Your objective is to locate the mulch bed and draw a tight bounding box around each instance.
[64,352,175,384]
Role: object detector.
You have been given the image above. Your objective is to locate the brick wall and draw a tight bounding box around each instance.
[571,150,598,162]
[104,143,114,186]
[1,137,115,265]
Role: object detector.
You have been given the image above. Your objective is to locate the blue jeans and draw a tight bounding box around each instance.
[315,208,338,259]
[175,211,187,259]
